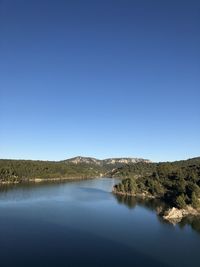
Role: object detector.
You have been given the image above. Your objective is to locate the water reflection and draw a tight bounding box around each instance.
[114,193,200,234]
[179,216,200,234]
[0,178,200,267]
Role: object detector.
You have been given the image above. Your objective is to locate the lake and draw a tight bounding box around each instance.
[0,178,200,267]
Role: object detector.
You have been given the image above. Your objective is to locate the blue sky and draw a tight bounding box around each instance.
[0,0,199,162]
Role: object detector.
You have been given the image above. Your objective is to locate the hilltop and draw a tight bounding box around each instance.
[63,156,151,165]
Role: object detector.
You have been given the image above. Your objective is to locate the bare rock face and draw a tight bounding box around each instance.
[65,156,151,165]
[162,206,200,224]
[103,158,151,164]
[163,207,184,223]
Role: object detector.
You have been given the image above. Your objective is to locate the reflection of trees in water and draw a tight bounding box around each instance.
[0,184,20,193]
[114,193,200,235]
[0,180,74,193]
[114,194,137,209]
[179,216,200,234]
[114,194,168,211]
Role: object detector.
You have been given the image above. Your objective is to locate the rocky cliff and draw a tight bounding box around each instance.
[65,156,151,165]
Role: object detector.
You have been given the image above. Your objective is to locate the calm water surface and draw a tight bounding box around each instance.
[0,178,200,267]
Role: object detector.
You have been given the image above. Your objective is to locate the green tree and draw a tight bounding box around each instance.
[176,194,187,209]
[191,192,200,209]
[128,179,137,193]
[118,183,125,192]
[176,177,186,194]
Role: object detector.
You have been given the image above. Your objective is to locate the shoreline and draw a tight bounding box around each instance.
[112,188,156,199]
[161,206,200,224]
[0,176,102,185]
[113,188,200,223]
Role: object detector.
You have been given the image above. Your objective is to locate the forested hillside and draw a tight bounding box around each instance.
[113,157,200,209]
[0,160,103,183]
[0,156,149,183]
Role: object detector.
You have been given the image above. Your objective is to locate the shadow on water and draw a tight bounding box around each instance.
[179,216,200,234]
[114,194,200,235]
[0,215,170,267]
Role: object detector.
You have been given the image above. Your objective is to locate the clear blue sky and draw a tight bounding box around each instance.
[0,0,199,162]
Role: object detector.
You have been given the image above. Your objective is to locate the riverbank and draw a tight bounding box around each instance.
[113,187,200,224]
[0,176,101,185]
[112,187,155,199]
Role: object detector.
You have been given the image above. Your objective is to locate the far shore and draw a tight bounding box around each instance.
[0,176,103,185]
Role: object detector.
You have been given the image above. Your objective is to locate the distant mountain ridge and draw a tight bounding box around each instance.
[0,156,199,184]
[63,156,151,165]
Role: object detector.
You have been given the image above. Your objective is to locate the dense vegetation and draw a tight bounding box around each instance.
[110,161,156,178]
[113,157,200,209]
[0,157,135,183]
[0,159,106,183]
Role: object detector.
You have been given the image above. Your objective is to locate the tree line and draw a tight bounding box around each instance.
[0,159,104,182]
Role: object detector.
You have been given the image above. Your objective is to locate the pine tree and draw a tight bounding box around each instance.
[191,192,200,209]
[176,194,187,209]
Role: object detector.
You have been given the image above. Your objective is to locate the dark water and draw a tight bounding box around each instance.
[0,178,200,267]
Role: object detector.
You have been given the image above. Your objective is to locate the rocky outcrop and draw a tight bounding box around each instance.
[65,156,151,165]
[161,206,200,224]
[103,158,151,164]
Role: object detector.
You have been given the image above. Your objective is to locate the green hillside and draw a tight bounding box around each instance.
[113,157,200,209]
